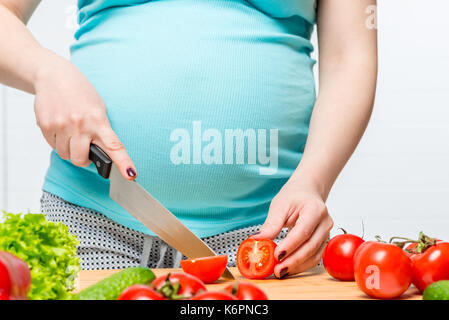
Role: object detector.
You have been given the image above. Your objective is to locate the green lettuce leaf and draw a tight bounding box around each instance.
[0,212,80,300]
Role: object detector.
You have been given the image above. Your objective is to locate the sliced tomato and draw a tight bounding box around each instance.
[237,238,277,279]
[224,281,268,300]
[180,255,228,284]
[118,285,165,300]
[152,273,206,299]
[191,291,237,300]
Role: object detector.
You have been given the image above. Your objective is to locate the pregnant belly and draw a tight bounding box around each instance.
[71,0,316,209]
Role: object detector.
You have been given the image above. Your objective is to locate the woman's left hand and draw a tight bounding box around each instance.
[252,176,333,278]
[251,0,377,279]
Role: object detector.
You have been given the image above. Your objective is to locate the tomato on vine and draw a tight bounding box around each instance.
[392,232,449,292]
[322,229,364,281]
[152,273,206,299]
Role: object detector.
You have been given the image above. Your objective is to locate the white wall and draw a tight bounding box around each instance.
[0,0,448,241]
[0,0,77,213]
[326,0,449,240]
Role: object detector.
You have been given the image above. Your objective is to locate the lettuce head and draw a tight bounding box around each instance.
[0,212,80,300]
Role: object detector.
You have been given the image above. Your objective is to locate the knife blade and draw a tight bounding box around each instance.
[89,144,234,280]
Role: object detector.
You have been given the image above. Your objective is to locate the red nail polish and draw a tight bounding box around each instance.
[127,168,136,177]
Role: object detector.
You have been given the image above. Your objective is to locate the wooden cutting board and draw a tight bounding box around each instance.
[76,266,421,300]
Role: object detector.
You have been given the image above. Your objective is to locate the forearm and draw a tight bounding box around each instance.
[0,2,56,94]
[292,55,377,200]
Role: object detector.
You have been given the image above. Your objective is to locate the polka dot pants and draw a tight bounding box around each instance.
[40,192,288,270]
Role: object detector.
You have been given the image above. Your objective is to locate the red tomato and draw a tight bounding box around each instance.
[354,241,412,299]
[322,233,364,281]
[191,291,237,300]
[118,285,165,300]
[409,242,449,292]
[180,255,228,284]
[0,251,31,300]
[224,281,268,300]
[404,239,443,257]
[237,238,277,279]
[152,273,206,299]
[0,262,11,300]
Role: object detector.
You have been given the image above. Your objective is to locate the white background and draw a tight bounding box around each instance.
[1,0,448,241]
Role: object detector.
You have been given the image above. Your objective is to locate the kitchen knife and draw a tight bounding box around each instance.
[88,144,235,280]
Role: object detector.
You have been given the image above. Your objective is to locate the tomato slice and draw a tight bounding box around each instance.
[236,238,277,279]
[180,255,228,284]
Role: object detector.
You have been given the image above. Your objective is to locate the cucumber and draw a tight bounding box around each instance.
[72,267,155,300]
[423,280,449,300]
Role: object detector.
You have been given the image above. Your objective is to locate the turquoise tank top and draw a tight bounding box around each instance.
[43,0,317,237]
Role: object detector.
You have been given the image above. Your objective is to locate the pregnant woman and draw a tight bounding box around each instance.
[0,0,377,278]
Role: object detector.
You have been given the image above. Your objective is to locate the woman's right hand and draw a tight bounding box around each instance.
[33,51,137,180]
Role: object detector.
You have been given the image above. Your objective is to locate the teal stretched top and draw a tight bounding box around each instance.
[43,0,317,237]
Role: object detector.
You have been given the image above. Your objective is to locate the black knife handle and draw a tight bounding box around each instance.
[89,144,112,179]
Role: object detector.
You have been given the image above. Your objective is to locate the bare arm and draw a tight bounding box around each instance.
[0,0,43,93]
[0,0,40,22]
[0,0,137,179]
[295,0,378,198]
[254,0,378,278]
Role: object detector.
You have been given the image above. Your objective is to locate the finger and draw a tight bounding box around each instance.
[55,134,71,160]
[42,131,56,149]
[274,203,326,261]
[252,199,289,240]
[274,217,332,277]
[94,125,137,180]
[285,210,300,229]
[70,134,92,167]
[36,119,56,149]
[278,240,328,278]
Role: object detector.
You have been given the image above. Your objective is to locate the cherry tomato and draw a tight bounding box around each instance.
[118,284,165,300]
[152,273,206,299]
[224,281,268,300]
[180,255,228,284]
[0,251,31,300]
[237,238,277,279]
[354,241,412,299]
[191,291,237,300]
[323,233,364,281]
[409,242,449,292]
